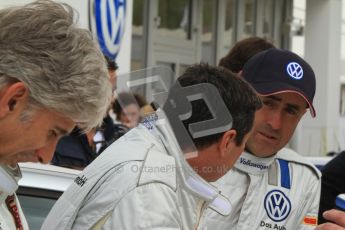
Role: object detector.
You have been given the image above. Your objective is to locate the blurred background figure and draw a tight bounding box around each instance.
[104,55,118,91]
[219,36,275,75]
[113,92,149,129]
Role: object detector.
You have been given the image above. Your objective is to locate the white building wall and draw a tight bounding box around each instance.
[292,0,343,156]
[291,0,306,57]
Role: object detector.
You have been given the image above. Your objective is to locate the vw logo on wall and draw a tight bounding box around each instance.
[286,62,303,80]
[264,190,291,222]
[89,0,126,59]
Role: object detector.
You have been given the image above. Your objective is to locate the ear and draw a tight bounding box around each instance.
[0,82,28,117]
[218,129,237,158]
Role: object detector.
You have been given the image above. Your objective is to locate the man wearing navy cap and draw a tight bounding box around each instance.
[207,48,321,229]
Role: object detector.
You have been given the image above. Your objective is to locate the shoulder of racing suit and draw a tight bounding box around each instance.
[276,148,321,179]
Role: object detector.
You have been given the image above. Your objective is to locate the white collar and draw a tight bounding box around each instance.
[144,110,232,216]
[234,151,275,174]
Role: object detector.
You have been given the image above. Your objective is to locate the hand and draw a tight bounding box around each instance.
[315,209,345,230]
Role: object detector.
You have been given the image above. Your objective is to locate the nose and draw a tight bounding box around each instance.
[267,110,283,130]
[35,139,59,163]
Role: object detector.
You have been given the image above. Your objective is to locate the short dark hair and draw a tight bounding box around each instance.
[177,63,262,149]
[104,55,118,70]
[219,37,275,73]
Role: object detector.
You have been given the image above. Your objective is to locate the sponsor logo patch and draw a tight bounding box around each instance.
[74,175,87,187]
[286,62,303,79]
[264,190,291,222]
[303,216,318,226]
[141,113,158,130]
[260,221,286,230]
[239,157,269,170]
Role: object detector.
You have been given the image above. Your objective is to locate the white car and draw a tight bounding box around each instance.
[17,162,80,229]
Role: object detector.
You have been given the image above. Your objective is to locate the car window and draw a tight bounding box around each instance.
[17,187,62,229]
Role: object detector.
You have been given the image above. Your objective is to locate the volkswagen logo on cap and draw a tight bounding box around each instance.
[264,190,291,222]
[286,62,303,80]
[89,0,126,59]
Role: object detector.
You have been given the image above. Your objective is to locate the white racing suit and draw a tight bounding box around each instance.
[0,195,28,230]
[42,114,232,230]
[0,165,29,230]
[206,149,321,230]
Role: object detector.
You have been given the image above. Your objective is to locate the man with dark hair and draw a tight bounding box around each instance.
[219,37,275,74]
[207,48,321,229]
[43,64,262,229]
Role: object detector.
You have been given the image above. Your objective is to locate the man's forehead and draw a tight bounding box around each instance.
[260,92,308,108]
[40,109,76,134]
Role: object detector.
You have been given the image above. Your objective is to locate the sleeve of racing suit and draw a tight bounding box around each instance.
[298,173,321,229]
[101,182,183,229]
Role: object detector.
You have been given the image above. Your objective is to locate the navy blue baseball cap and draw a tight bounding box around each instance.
[242,48,316,117]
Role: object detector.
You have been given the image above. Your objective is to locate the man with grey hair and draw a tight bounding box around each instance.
[0,0,112,229]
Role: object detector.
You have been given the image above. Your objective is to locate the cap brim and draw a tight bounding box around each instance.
[251,83,316,118]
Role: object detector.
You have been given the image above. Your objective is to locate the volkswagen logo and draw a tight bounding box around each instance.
[89,0,126,59]
[286,62,303,79]
[264,190,291,222]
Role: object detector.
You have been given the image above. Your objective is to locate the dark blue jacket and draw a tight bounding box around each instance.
[51,115,128,168]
